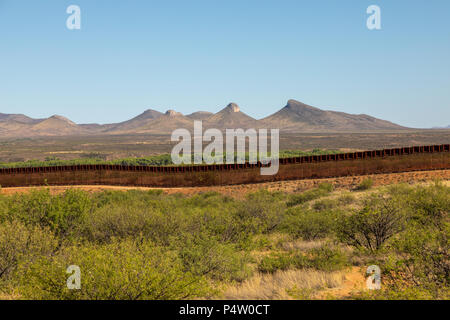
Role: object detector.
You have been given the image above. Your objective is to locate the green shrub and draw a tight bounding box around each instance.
[355,178,374,191]
[317,183,334,193]
[15,239,211,300]
[0,220,58,282]
[287,185,333,207]
[401,181,449,228]
[312,199,337,212]
[337,195,405,252]
[236,190,286,235]
[279,209,336,240]
[304,246,349,272]
[337,194,356,206]
[177,235,252,282]
[81,203,173,244]
[382,226,449,296]
[258,252,293,273]
[6,189,92,238]
[258,246,348,274]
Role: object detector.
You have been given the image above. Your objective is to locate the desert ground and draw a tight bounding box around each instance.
[1,169,448,300]
[0,131,449,163]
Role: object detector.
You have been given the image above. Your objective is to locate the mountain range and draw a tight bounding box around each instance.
[0,99,410,137]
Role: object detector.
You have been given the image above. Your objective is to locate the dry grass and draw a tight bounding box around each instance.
[278,239,326,252]
[0,291,21,300]
[221,269,345,300]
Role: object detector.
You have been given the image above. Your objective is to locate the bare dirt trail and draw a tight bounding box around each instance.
[315,267,367,299]
[1,169,449,197]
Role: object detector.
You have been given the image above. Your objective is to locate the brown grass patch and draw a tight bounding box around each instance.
[221,269,345,300]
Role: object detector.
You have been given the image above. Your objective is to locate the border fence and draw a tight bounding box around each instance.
[0,144,448,188]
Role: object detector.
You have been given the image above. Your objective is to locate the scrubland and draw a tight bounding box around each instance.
[0,179,448,300]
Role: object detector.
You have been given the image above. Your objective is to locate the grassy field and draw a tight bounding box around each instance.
[0,131,448,163]
[0,179,448,300]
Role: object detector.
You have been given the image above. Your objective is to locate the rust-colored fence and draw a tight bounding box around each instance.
[0,144,448,188]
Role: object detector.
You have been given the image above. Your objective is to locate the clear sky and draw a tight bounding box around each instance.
[0,0,449,128]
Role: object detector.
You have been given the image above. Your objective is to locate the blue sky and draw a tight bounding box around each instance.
[0,0,449,127]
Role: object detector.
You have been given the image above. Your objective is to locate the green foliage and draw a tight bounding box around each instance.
[0,220,58,282]
[355,178,374,191]
[346,182,449,299]
[382,226,449,297]
[317,182,334,193]
[287,183,334,207]
[5,189,93,238]
[15,239,211,300]
[258,252,293,273]
[177,235,252,282]
[258,246,348,273]
[392,181,449,228]
[337,194,356,206]
[337,195,405,252]
[236,190,286,236]
[312,199,337,212]
[305,246,349,272]
[279,208,337,240]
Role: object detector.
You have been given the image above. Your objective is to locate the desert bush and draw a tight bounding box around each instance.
[312,199,337,211]
[177,235,252,282]
[15,239,211,300]
[287,183,334,207]
[381,226,449,296]
[258,246,348,274]
[258,253,293,273]
[0,220,58,282]
[337,194,356,205]
[400,181,449,228]
[235,190,286,235]
[304,246,349,272]
[6,189,92,238]
[82,203,183,245]
[279,209,336,241]
[337,195,405,252]
[355,178,374,191]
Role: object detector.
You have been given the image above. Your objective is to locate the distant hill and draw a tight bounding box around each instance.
[106,109,163,132]
[0,120,33,136]
[186,111,213,121]
[29,115,87,136]
[203,103,258,129]
[0,115,87,136]
[109,110,194,134]
[0,113,41,124]
[0,99,410,137]
[259,100,405,132]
